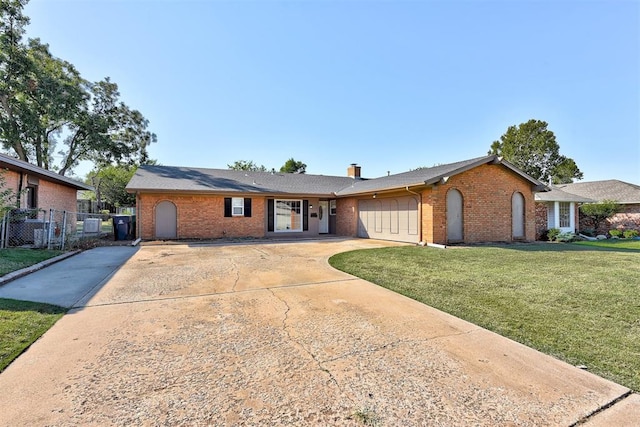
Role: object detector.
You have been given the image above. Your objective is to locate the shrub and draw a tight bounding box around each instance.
[609,229,622,238]
[581,228,595,237]
[556,232,576,242]
[547,228,561,241]
[623,230,639,239]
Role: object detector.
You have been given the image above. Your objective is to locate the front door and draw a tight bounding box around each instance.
[318,201,329,233]
[155,201,177,239]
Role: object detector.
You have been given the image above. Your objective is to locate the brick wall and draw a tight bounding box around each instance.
[2,170,77,212]
[37,179,78,212]
[579,203,640,235]
[137,193,266,239]
[1,170,20,207]
[335,198,358,237]
[535,202,549,239]
[425,164,536,244]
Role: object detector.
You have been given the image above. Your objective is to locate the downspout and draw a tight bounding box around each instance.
[16,172,25,208]
[136,192,141,240]
[406,186,423,244]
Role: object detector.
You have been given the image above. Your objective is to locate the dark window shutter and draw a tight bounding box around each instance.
[303,200,309,231]
[244,198,252,217]
[267,199,274,231]
[224,198,232,217]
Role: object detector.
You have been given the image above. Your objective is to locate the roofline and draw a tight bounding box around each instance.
[0,153,93,191]
[126,188,338,198]
[336,155,549,196]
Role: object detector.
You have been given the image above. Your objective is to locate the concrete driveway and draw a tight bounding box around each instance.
[0,238,636,426]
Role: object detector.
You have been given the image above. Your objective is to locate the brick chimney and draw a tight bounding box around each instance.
[347,163,361,179]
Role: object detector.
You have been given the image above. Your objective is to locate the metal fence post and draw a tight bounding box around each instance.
[47,209,54,250]
[0,211,6,249]
[60,210,67,251]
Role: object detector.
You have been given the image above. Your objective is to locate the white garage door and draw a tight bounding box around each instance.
[357,196,419,243]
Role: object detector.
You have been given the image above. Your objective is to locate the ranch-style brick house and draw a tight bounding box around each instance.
[557,180,640,235]
[0,153,92,213]
[126,155,548,245]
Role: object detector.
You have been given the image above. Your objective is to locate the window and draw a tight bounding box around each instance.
[232,197,244,216]
[329,200,337,215]
[559,202,570,228]
[26,185,37,209]
[275,200,302,232]
[224,197,251,217]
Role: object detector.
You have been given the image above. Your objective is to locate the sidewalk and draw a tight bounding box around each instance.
[0,246,138,308]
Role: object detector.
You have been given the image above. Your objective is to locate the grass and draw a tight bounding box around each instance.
[572,239,640,250]
[0,248,64,276]
[329,242,640,392]
[0,298,66,372]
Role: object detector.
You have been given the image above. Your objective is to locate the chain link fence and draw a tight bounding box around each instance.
[0,208,119,250]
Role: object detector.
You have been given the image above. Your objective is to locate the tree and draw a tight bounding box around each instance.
[580,200,622,235]
[86,164,137,209]
[489,119,583,184]
[280,158,306,174]
[0,0,156,176]
[227,160,267,172]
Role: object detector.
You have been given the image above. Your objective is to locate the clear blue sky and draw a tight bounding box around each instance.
[24,0,640,184]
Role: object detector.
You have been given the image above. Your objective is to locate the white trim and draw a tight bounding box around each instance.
[231,197,244,216]
[275,199,303,232]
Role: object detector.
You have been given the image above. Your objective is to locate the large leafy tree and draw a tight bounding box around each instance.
[0,0,156,176]
[280,158,306,174]
[489,119,583,184]
[227,160,267,172]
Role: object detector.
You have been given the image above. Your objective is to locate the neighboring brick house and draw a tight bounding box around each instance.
[0,153,92,213]
[534,186,594,239]
[556,180,640,235]
[126,155,548,245]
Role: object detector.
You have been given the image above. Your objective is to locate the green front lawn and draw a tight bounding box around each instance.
[0,248,64,276]
[329,243,640,391]
[572,239,640,250]
[0,298,66,372]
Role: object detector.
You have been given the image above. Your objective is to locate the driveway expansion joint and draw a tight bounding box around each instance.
[568,390,635,426]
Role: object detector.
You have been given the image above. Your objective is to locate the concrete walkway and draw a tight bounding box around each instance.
[0,246,139,307]
[0,239,637,425]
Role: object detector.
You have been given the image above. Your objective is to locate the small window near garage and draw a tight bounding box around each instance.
[329,200,337,215]
[559,202,570,228]
[232,197,244,216]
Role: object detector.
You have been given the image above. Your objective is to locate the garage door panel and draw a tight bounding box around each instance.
[358,196,418,243]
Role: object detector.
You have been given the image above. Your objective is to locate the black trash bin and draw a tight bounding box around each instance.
[113,215,131,241]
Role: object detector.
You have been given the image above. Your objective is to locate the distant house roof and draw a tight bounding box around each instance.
[556,180,640,204]
[0,153,93,191]
[534,185,594,203]
[127,155,548,197]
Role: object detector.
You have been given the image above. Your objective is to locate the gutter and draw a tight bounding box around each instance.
[405,186,423,244]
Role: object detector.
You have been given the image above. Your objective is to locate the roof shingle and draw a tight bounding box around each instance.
[557,180,640,204]
[127,155,547,197]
